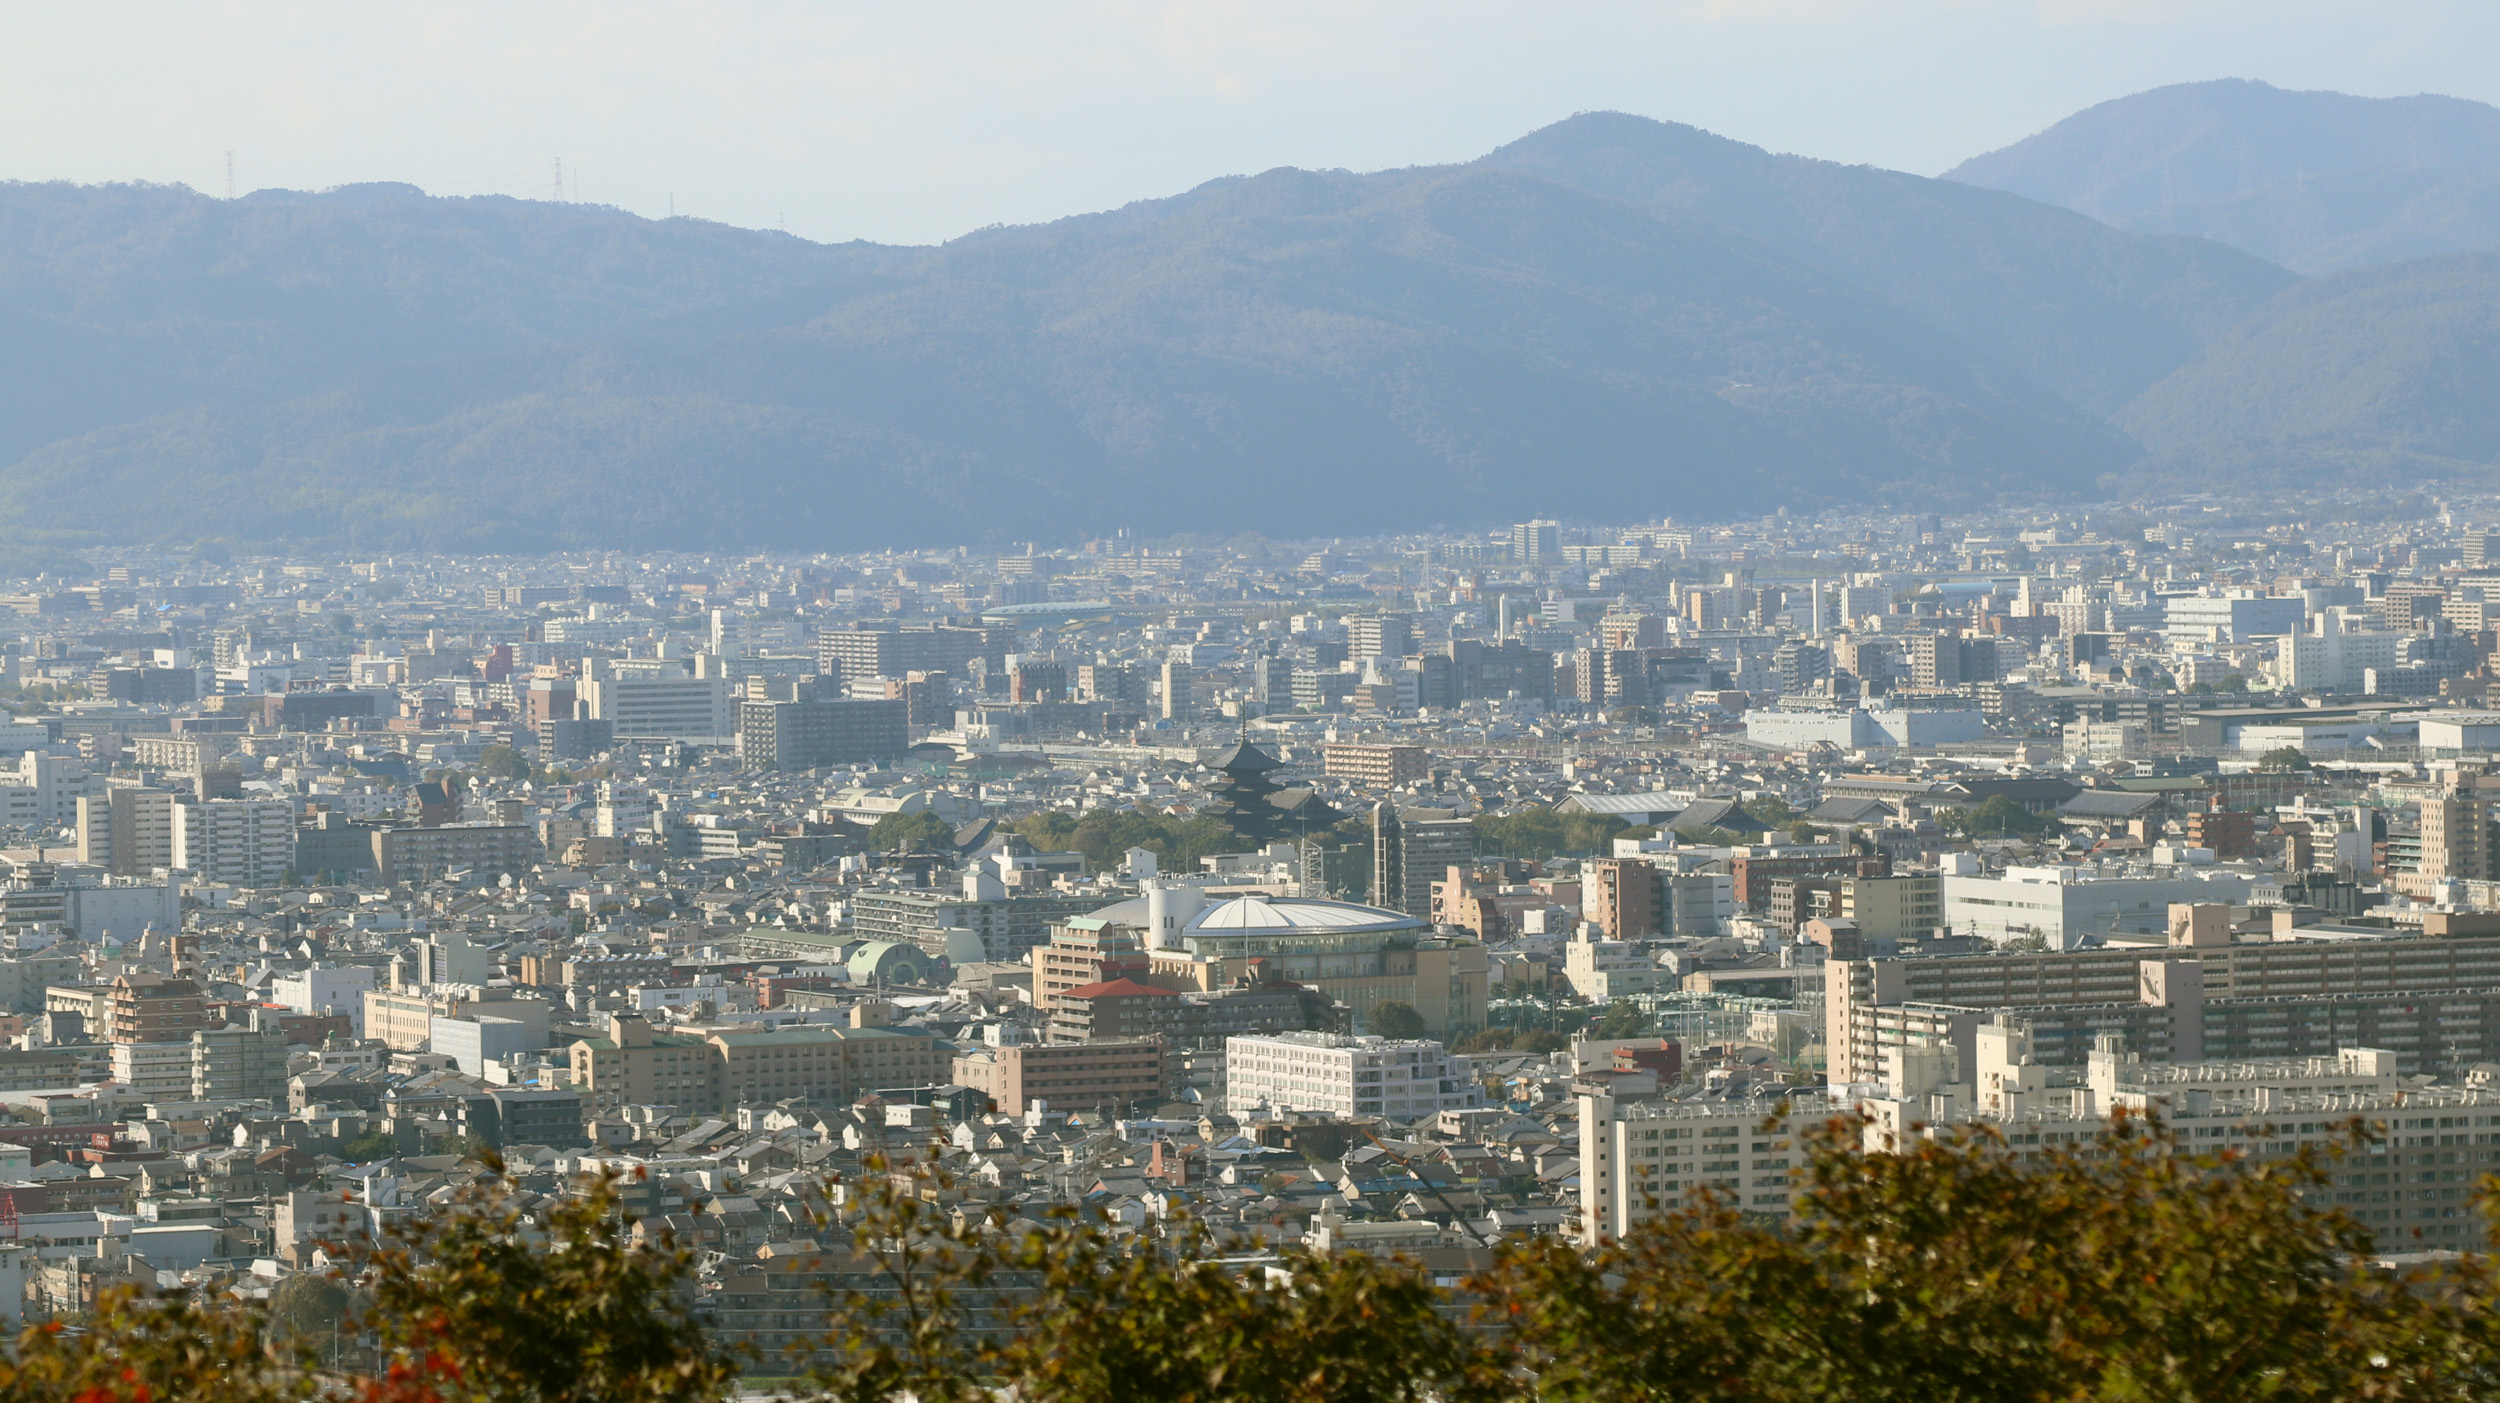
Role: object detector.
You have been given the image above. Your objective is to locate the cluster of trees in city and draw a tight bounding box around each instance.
[866,810,959,853]
[18,1114,2498,1402]
[868,797,1852,875]
[1003,808,1250,872]
[472,746,590,788]
[1933,794,2053,840]
[1453,999,1648,1054]
[1451,1027,1572,1055]
[730,805,1264,865]
[1469,808,1641,860]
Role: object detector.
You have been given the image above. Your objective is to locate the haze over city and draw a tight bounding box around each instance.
[10,4,2500,1396]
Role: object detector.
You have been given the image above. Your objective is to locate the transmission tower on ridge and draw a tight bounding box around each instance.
[553,156,564,202]
[225,151,235,200]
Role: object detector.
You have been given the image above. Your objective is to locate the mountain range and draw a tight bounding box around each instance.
[4,80,2500,553]
[1948,78,2500,274]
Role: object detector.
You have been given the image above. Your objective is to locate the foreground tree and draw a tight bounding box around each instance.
[359,1168,734,1403]
[799,1152,1490,1403]
[17,1113,2500,1402]
[1485,1110,2487,1402]
[0,1289,315,1403]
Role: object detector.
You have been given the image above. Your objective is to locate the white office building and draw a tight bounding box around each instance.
[271,963,378,1035]
[581,675,734,744]
[3,752,102,827]
[1224,1032,1482,1121]
[1938,860,2256,949]
[430,1014,540,1076]
[1745,706,1987,751]
[2266,609,2404,694]
[171,799,296,886]
[2163,590,2304,644]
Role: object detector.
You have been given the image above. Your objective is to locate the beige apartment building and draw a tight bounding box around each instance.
[951,1037,1165,1115]
[1321,744,1428,790]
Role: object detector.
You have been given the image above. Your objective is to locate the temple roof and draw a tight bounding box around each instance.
[1207,736,1282,774]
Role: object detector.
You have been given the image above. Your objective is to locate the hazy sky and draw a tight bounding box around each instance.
[5,1,2498,247]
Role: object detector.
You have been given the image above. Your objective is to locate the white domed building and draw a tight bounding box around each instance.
[1051,886,1486,1038]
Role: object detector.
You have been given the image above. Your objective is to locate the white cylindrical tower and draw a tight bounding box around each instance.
[1144,882,1206,950]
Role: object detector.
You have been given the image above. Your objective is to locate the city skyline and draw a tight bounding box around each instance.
[9,6,2500,1382]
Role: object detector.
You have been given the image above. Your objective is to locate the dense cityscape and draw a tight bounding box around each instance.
[0,490,2495,1334]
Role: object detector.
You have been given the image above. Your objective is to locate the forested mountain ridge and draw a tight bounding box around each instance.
[1479,111,2295,413]
[8,96,2500,551]
[1949,79,2500,273]
[0,158,2152,551]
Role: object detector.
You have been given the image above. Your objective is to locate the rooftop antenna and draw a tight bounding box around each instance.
[553,157,564,202]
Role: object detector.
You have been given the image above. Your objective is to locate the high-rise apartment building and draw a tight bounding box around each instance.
[6,752,100,826]
[371,825,540,883]
[172,799,295,885]
[104,974,209,1045]
[1444,639,1556,702]
[1597,613,1665,651]
[1511,519,1560,566]
[192,1013,290,1102]
[1322,744,1428,791]
[1079,663,1150,707]
[1372,804,1478,922]
[738,699,909,771]
[1349,614,1415,660]
[1159,659,1194,721]
[2421,795,2493,883]
[816,623,1016,687]
[1007,660,1067,703]
[78,785,178,876]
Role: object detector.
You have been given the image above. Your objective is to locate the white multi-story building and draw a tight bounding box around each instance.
[1744,706,1987,750]
[2063,720,2148,760]
[1937,860,2255,949]
[110,1040,194,1096]
[1580,1086,1825,1242]
[2,752,102,827]
[270,963,378,1036]
[2265,608,2404,694]
[2163,590,2304,645]
[593,781,653,839]
[581,675,733,744]
[1224,1032,1482,1121]
[1584,1024,2500,1249]
[77,785,179,875]
[171,799,296,886]
[1562,936,1673,1000]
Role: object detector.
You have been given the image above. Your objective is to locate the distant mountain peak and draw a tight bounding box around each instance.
[1483,111,1768,175]
[1948,79,2500,227]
